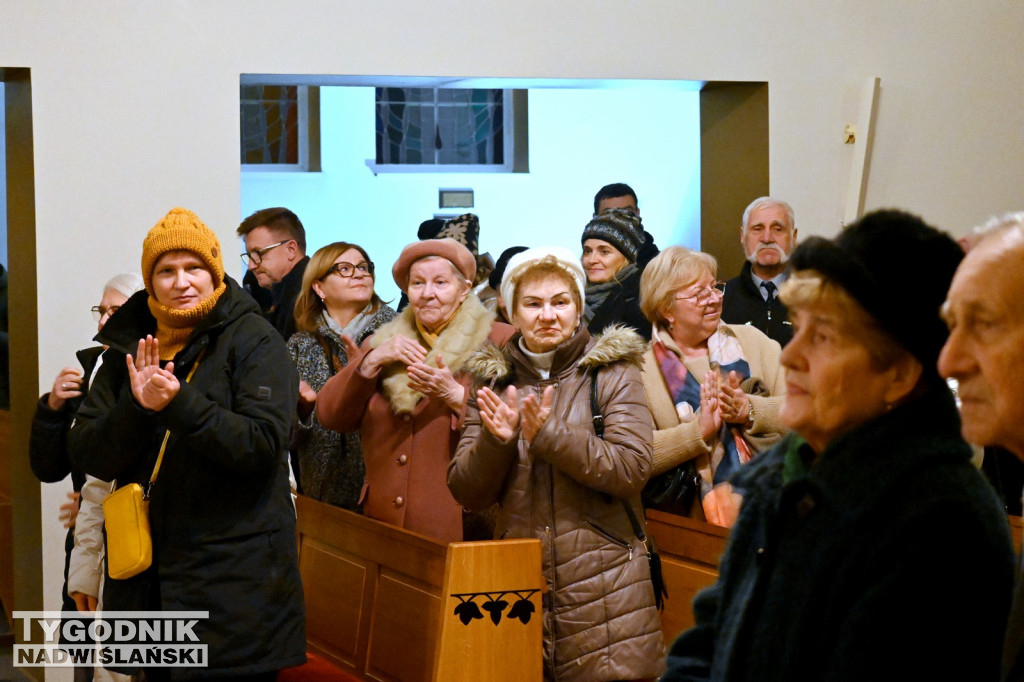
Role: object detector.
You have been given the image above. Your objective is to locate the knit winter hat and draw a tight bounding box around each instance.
[581,208,644,263]
[141,207,225,297]
[437,213,480,258]
[500,246,587,313]
[788,208,963,378]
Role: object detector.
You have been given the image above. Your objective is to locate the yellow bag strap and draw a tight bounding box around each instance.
[146,347,206,490]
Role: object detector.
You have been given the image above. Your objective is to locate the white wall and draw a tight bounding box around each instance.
[1,0,1022,634]
[242,85,701,303]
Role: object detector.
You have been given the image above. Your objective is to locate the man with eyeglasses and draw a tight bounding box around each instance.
[721,196,798,347]
[237,207,309,340]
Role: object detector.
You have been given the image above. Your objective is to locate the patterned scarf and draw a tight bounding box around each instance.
[651,325,752,486]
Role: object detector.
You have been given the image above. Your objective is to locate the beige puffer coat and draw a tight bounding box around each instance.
[449,325,665,681]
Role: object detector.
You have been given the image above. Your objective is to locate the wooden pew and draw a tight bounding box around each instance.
[294,493,1023,680]
[644,509,729,641]
[293,495,543,681]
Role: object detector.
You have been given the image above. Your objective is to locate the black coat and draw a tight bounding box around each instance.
[662,386,1015,682]
[69,277,305,679]
[30,345,103,616]
[721,261,792,347]
[587,266,651,341]
[267,256,309,340]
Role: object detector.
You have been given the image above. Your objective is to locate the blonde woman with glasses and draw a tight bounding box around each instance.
[638,246,786,526]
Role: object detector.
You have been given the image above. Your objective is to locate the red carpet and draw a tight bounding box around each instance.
[278,653,364,682]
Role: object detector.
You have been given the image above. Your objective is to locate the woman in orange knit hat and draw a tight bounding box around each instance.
[70,207,305,681]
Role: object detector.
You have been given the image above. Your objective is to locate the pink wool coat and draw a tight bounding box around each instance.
[316,294,513,543]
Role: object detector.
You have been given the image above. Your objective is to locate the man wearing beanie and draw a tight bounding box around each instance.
[70,207,306,680]
[581,207,652,340]
[238,206,309,340]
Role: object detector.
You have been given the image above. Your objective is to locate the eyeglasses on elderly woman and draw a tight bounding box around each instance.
[675,281,727,307]
[91,305,121,321]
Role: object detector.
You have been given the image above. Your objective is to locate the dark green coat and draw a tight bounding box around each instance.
[663,385,1014,682]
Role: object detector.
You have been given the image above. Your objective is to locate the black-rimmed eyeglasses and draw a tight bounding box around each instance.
[241,240,291,267]
[91,305,121,321]
[675,281,726,307]
[324,261,374,279]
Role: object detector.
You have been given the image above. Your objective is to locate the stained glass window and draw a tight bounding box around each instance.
[375,88,505,167]
[241,85,300,164]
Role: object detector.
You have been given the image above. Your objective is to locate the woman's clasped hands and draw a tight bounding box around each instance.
[477,385,555,443]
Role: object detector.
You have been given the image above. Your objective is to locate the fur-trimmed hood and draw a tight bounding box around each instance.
[369,293,497,414]
[467,323,646,385]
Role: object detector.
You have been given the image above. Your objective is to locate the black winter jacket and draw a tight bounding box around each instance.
[721,261,792,346]
[587,266,651,341]
[68,277,305,679]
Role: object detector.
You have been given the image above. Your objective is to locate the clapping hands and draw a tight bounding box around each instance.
[700,370,752,441]
[126,335,180,411]
[477,385,554,443]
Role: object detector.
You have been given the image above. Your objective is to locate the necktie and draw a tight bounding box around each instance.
[762,281,777,301]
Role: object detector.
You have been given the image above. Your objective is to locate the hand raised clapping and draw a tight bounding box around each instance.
[717,369,752,425]
[407,354,465,412]
[476,384,554,444]
[361,333,426,377]
[126,335,180,411]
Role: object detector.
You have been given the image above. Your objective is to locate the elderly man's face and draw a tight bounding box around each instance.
[742,204,796,269]
[939,234,1024,456]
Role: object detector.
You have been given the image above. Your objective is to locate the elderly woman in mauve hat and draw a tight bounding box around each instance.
[316,237,514,543]
[661,210,1015,682]
[69,208,305,681]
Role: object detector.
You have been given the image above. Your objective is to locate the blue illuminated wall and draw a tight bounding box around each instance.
[241,85,700,304]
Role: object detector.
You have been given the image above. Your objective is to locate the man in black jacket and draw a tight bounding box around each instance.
[238,206,309,340]
[721,197,797,346]
[938,210,1024,682]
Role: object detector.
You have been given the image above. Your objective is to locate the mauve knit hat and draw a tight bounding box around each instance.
[788,208,963,378]
[581,208,645,263]
[141,208,225,297]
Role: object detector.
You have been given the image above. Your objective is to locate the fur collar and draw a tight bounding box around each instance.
[370,293,496,414]
[467,323,647,384]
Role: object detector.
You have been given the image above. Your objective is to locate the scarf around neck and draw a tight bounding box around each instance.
[147,282,226,360]
[651,324,752,484]
[583,262,637,324]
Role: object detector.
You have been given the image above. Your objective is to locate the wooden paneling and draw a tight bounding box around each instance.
[645,510,730,642]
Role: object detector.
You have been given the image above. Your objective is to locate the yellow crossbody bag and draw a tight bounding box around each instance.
[103,350,203,580]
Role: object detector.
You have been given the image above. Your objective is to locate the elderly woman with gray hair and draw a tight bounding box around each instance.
[29,272,144,632]
[638,246,786,526]
[317,238,514,543]
[661,210,1015,682]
